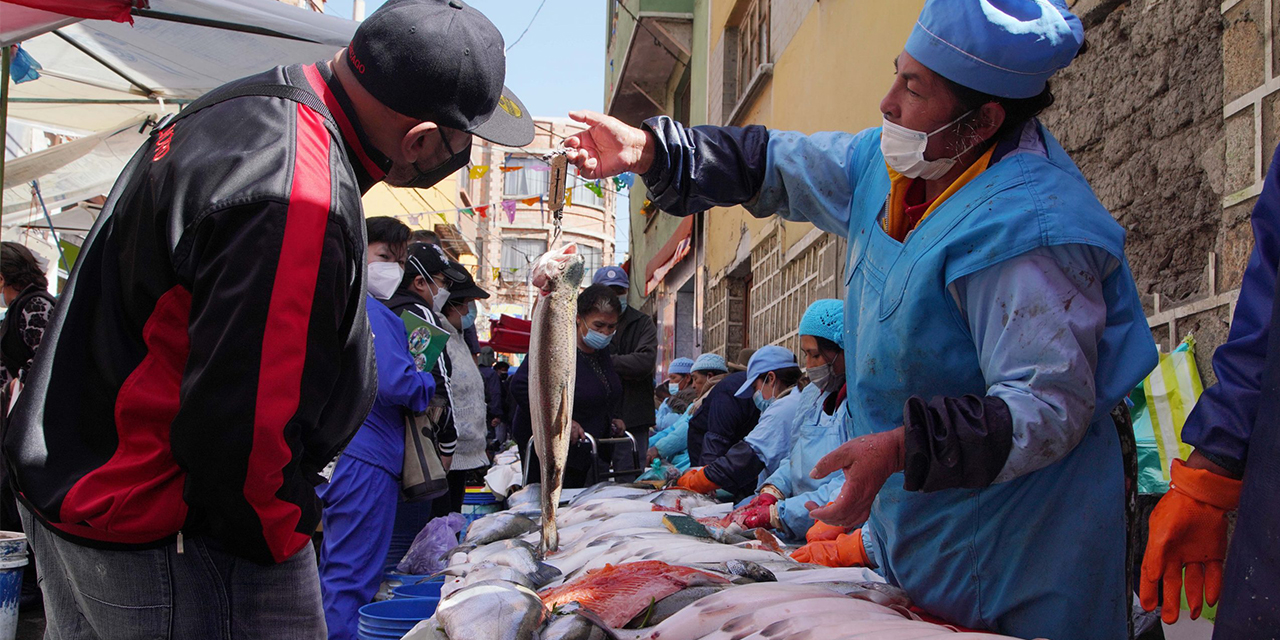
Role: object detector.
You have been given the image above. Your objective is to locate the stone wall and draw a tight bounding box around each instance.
[1045,0,1226,306]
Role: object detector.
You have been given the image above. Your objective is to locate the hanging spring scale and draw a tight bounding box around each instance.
[544,149,569,244]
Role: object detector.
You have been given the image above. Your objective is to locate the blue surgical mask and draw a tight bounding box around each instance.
[618,296,629,312]
[583,328,613,350]
[752,390,773,412]
[667,382,680,395]
[462,302,477,329]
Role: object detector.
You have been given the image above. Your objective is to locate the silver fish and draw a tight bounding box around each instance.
[625,585,725,628]
[543,603,618,640]
[464,512,539,546]
[437,580,546,640]
[528,243,584,554]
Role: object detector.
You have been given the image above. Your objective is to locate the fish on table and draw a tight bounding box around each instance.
[435,579,546,640]
[527,243,585,554]
[539,560,729,628]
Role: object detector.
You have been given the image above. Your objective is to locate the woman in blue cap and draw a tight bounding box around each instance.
[652,356,696,439]
[675,345,804,498]
[562,1,1155,637]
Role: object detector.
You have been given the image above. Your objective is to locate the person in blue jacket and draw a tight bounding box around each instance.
[730,300,853,542]
[653,356,695,436]
[676,346,804,498]
[648,386,699,471]
[685,354,761,466]
[318,217,436,640]
[562,1,1156,636]
[1140,144,1280,634]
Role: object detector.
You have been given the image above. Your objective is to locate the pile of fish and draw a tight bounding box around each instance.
[403,483,1024,640]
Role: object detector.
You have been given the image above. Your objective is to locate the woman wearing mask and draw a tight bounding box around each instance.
[676,346,804,499]
[652,357,694,438]
[0,242,53,408]
[319,217,436,640]
[728,300,852,542]
[511,284,624,488]
[436,265,491,513]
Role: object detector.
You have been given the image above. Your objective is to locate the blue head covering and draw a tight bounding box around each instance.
[690,353,728,374]
[668,357,695,375]
[799,299,844,348]
[592,266,629,288]
[735,346,799,398]
[905,0,1084,99]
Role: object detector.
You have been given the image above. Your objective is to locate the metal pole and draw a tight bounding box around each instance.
[1,45,11,232]
[353,0,365,21]
[31,181,70,273]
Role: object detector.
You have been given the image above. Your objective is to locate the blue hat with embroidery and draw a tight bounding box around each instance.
[735,346,799,398]
[690,353,727,374]
[592,266,629,288]
[905,0,1084,99]
[799,299,844,348]
[668,357,695,375]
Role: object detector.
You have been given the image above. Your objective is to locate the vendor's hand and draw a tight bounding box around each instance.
[490,418,501,428]
[570,421,587,443]
[676,468,719,494]
[806,427,905,528]
[791,530,869,567]
[564,111,655,178]
[1140,455,1242,624]
[733,503,776,530]
[646,447,660,465]
[610,418,626,436]
[805,518,851,543]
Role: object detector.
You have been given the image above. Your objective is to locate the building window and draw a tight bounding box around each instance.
[501,237,547,284]
[579,245,602,284]
[503,155,549,197]
[570,167,606,210]
[735,0,769,106]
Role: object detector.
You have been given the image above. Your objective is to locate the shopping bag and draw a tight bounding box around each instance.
[1129,336,1203,495]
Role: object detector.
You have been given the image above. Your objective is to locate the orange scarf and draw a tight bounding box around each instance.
[883,146,996,242]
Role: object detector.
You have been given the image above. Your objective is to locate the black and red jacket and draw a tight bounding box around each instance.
[3,63,387,565]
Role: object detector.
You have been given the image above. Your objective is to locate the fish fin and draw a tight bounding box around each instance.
[574,606,629,640]
[530,562,563,587]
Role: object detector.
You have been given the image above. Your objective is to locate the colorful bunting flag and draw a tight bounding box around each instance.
[529,164,550,172]
[501,199,518,223]
[565,188,573,208]
[584,182,604,198]
[437,213,450,224]
[475,205,490,218]
[468,166,490,179]
[613,173,635,191]
[493,267,501,280]
[461,208,474,217]
[408,213,420,225]
[521,196,541,206]
[500,166,523,173]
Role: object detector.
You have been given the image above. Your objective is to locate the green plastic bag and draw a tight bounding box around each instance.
[1130,336,1202,495]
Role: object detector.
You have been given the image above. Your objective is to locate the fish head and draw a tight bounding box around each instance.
[531,244,585,294]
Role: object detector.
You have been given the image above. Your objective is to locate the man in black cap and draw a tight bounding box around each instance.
[3,1,532,637]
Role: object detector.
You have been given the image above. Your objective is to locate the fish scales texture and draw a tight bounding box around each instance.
[529,244,584,554]
[539,560,729,627]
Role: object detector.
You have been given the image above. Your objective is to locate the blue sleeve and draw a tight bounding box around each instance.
[1181,163,1280,473]
[776,476,845,540]
[370,303,434,413]
[699,391,757,466]
[762,456,793,496]
[743,392,802,475]
[943,245,1111,485]
[654,414,690,459]
[641,117,866,237]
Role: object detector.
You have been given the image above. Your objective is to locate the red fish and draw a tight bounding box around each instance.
[539,560,729,627]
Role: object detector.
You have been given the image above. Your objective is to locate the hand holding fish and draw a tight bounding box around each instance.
[806,427,906,527]
[564,110,655,179]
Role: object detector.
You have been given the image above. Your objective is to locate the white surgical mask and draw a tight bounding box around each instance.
[807,363,831,390]
[880,110,976,180]
[367,262,403,300]
[430,282,451,313]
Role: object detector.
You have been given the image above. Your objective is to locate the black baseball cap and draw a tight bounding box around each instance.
[347,0,534,147]
[407,242,468,283]
[446,261,490,301]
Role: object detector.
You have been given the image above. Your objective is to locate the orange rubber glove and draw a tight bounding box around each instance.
[805,518,852,543]
[791,529,869,567]
[1140,458,1242,624]
[676,468,720,494]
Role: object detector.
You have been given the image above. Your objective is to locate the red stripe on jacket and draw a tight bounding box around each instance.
[244,103,333,563]
[303,64,386,181]
[58,286,191,543]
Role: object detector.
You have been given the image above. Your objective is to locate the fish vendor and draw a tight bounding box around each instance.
[726,300,854,542]
[562,0,1157,636]
[684,354,761,466]
[1139,142,1280,634]
[648,385,699,471]
[676,346,803,498]
[653,356,696,435]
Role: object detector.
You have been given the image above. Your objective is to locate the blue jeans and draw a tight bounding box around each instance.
[317,455,398,640]
[20,504,325,640]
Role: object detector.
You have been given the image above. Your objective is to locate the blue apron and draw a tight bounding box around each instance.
[838,126,1156,638]
[766,384,855,540]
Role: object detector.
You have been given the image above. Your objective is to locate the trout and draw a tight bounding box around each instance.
[528,243,584,554]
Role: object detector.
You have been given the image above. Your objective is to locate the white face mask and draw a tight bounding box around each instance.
[429,279,451,313]
[367,262,404,300]
[880,110,976,180]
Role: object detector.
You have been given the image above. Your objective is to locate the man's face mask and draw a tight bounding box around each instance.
[388,127,473,189]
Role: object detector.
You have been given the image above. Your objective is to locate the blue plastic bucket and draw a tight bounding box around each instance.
[383,572,435,590]
[358,599,438,637]
[0,532,27,640]
[393,581,444,599]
